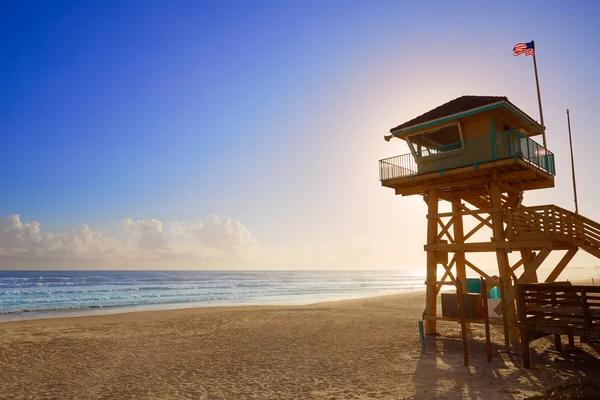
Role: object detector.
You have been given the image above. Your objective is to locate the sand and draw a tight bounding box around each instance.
[0,292,598,400]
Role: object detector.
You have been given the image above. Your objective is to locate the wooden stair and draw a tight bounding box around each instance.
[508,205,600,260]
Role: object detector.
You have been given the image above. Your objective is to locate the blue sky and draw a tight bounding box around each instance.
[2,0,600,272]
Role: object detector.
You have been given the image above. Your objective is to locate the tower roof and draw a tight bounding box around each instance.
[389,95,542,135]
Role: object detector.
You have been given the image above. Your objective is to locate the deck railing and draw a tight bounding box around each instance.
[379,130,555,181]
[507,205,600,253]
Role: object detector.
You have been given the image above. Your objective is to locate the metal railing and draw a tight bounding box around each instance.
[379,130,555,181]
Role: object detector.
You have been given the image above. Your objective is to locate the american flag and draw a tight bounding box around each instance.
[513,41,534,56]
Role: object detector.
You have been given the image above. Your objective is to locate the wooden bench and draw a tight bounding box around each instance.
[517,283,600,369]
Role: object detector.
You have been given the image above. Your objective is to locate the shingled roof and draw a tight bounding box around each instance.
[390,95,509,133]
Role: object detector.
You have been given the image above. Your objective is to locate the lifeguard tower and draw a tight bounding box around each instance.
[380,95,600,342]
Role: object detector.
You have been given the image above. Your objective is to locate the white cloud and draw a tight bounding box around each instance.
[0,214,263,267]
[0,214,389,270]
[172,215,255,251]
[122,218,169,252]
[0,215,130,260]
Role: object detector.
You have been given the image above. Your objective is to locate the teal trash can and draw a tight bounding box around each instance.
[465,278,481,294]
[488,286,500,299]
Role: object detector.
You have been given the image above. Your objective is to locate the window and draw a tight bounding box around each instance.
[406,123,463,158]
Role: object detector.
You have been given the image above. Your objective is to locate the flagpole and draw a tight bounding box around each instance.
[531,40,547,150]
[567,109,579,214]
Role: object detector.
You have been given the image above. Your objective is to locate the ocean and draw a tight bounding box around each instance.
[0,270,425,322]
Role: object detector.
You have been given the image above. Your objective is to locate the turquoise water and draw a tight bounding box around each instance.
[0,270,425,321]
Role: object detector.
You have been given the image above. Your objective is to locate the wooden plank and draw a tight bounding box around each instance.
[545,248,578,282]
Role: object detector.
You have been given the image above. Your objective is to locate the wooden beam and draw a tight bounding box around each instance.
[499,169,537,182]
[464,258,491,280]
[521,179,555,191]
[580,243,600,259]
[422,315,505,326]
[442,187,490,200]
[459,203,494,229]
[435,255,456,295]
[428,208,498,218]
[397,176,488,196]
[545,248,578,282]
[498,181,523,195]
[436,217,456,243]
[425,240,555,252]
[440,260,456,282]
[464,215,492,241]
[495,248,552,317]
[517,248,551,284]
[510,258,524,273]
[520,250,537,283]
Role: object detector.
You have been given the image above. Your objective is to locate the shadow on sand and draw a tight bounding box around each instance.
[411,327,600,400]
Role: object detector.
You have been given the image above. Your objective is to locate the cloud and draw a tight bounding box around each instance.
[1,214,384,270]
[0,215,130,260]
[122,218,169,252]
[0,214,263,267]
[172,215,255,251]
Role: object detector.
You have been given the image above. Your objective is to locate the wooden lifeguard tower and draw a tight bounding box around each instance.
[380,95,600,342]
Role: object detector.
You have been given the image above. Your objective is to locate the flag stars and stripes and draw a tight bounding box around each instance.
[514,41,534,56]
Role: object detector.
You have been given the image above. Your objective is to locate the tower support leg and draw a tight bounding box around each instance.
[452,199,468,328]
[452,199,466,291]
[490,180,519,343]
[425,190,438,335]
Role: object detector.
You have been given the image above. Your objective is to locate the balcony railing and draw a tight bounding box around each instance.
[379,130,555,181]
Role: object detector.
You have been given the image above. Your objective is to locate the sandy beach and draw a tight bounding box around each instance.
[1,291,598,400]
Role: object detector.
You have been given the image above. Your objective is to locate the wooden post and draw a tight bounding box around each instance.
[498,278,511,352]
[456,280,469,367]
[550,290,562,352]
[517,284,530,368]
[452,199,466,290]
[481,277,492,362]
[425,189,439,335]
[418,321,425,351]
[452,199,468,329]
[490,179,519,343]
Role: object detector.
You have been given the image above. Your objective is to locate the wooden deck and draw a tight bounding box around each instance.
[517,283,600,369]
